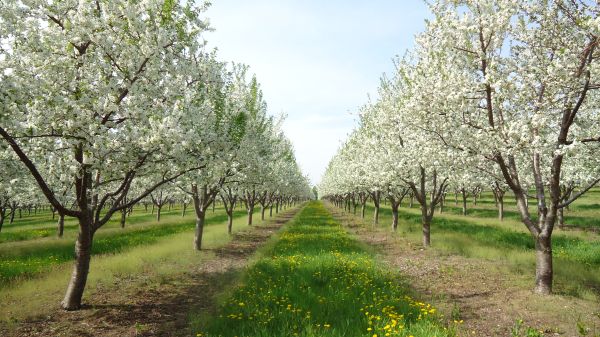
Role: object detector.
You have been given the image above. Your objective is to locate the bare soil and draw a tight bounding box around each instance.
[0,210,299,337]
[326,205,600,337]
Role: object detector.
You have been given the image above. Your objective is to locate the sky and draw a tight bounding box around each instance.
[204,1,431,185]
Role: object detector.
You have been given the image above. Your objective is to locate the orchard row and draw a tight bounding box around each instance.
[320,0,600,296]
[0,1,311,310]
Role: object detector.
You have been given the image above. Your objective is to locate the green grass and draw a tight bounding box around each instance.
[197,201,455,337]
[371,205,600,266]
[0,204,289,322]
[0,206,256,286]
[0,205,244,243]
[356,195,600,299]
[437,191,600,229]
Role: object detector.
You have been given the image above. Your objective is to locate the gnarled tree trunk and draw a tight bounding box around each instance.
[371,191,381,225]
[227,211,233,234]
[391,203,399,231]
[498,195,504,221]
[57,213,65,237]
[557,208,565,229]
[182,202,187,217]
[461,188,468,216]
[421,212,431,247]
[534,234,553,294]
[194,211,205,251]
[156,205,162,222]
[120,209,126,228]
[61,216,93,310]
[247,206,254,225]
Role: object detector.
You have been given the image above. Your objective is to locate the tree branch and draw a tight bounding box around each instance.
[558,177,600,209]
[0,126,80,218]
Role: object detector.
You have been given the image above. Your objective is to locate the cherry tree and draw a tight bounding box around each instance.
[219,185,240,234]
[150,183,176,222]
[414,0,600,294]
[0,149,25,232]
[0,0,211,309]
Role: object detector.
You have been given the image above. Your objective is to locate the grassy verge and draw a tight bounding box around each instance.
[358,203,600,299]
[0,207,256,286]
[0,205,241,243]
[0,205,293,322]
[198,201,454,337]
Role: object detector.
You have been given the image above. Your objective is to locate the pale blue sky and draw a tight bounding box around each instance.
[205,1,431,185]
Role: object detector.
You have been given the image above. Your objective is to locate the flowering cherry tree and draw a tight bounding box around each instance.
[413,0,600,294]
[0,0,212,310]
[322,1,599,295]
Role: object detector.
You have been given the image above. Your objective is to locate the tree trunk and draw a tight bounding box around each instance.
[461,189,468,216]
[261,205,266,220]
[275,201,279,214]
[194,210,205,251]
[9,208,16,224]
[360,203,366,219]
[498,196,504,221]
[151,203,155,214]
[227,211,233,235]
[61,218,93,310]
[212,201,216,213]
[57,213,65,237]
[120,210,126,228]
[247,206,254,225]
[439,195,444,214]
[534,235,553,294]
[391,204,399,232]
[557,208,565,229]
[422,212,431,247]
[372,192,380,225]
[182,203,187,217]
[409,196,413,208]
[156,205,162,222]
[269,205,273,217]
[0,211,5,233]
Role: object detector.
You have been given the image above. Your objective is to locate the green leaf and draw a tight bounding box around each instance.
[162,0,175,24]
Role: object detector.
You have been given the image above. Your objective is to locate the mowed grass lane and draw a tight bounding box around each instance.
[0,205,243,243]
[198,201,454,337]
[0,206,258,286]
[427,189,600,230]
[357,192,600,299]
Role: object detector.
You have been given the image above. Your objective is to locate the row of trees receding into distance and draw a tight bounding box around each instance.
[0,1,311,310]
[319,0,600,296]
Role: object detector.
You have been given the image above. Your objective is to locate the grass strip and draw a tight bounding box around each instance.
[198,201,454,337]
[364,204,600,266]
[0,208,254,285]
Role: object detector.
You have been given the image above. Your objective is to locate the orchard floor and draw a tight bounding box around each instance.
[0,208,300,337]
[325,203,600,337]
[3,201,599,336]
